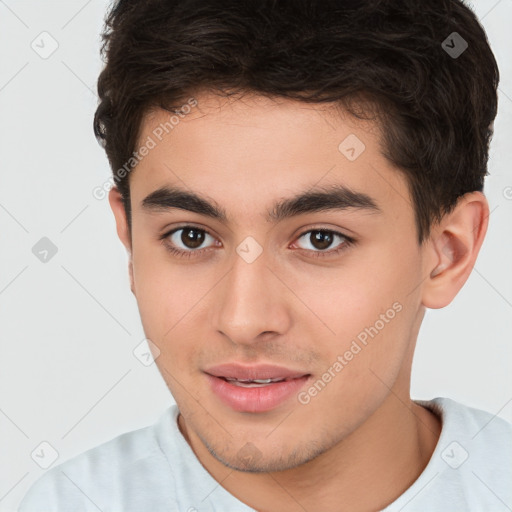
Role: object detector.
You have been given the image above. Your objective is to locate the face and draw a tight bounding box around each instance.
[113,91,432,472]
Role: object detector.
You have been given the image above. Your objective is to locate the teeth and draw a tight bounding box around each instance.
[229,381,274,388]
[224,377,284,386]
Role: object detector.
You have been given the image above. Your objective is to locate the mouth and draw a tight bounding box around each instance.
[219,376,302,387]
[203,363,311,413]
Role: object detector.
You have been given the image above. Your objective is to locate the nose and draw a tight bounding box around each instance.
[212,247,292,346]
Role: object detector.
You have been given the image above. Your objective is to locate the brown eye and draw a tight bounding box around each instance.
[179,227,206,249]
[163,226,216,254]
[294,229,355,258]
[310,231,334,250]
[296,230,342,251]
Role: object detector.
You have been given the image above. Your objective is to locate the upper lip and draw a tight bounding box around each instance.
[204,363,310,381]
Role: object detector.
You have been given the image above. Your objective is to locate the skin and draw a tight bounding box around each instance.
[109,90,488,512]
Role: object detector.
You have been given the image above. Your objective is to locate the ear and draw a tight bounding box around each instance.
[421,191,489,309]
[108,187,135,296]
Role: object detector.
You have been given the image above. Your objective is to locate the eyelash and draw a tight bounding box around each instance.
[159,225,356,260]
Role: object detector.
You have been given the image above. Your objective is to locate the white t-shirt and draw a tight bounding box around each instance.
[18,397,512,512]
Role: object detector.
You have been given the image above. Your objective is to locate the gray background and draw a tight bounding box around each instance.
[0,1,511,510]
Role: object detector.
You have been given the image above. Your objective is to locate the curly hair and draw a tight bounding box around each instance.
[93,0,499,243]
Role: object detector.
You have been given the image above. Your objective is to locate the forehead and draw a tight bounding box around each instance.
[129,91,412,225]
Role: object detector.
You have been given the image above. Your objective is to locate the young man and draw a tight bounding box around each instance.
[19,0,511,511]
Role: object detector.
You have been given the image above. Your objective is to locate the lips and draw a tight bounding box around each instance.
[204,363,311,412]
[204,363,309,381]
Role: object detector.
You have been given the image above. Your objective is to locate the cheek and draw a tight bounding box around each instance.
[131,250,211,368]
[134,268,206,403]
[292,248,418,379]
[293,275,415,432]
[289,251,407,338]
[133,240,193,319]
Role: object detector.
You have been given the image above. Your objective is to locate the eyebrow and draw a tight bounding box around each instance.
[141,183,381,223]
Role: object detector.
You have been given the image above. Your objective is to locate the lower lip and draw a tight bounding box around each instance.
[205,373,311,413]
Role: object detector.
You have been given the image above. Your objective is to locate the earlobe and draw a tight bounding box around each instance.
[421,192,489,309]
[108,187,136,295]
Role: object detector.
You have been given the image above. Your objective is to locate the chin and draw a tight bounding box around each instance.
[202,432,330,473]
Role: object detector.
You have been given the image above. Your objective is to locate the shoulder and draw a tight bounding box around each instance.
[18,407,176,512]
[433,396,512,493]
[383,397,512,512]
[428,396,512,463]
[384,396,512,512]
